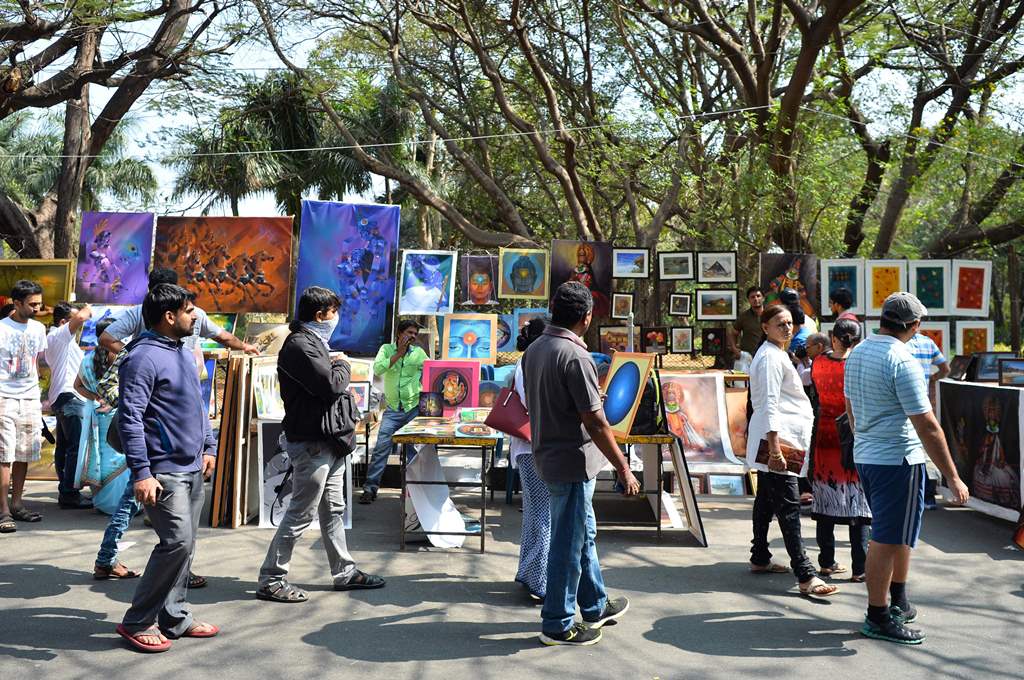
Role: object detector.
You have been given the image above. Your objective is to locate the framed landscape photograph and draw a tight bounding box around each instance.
[697,251,737,284]
[707,473,746,496]
[658,251,694,280]
[669,293,691,317]
[611,292,634,320]
[670,326,694,354]
[998,359,1024,388]
[696,289,738,321]
[612,248,650,278]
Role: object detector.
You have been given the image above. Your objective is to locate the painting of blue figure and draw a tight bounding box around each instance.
[76,212,154,304]
[79,305,129,348]
[443,313,498,363]
[399,250,458,315]
[498,248,549,299]
[497,314,516,352]
[294,200,400,355]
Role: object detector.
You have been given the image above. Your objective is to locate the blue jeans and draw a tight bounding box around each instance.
[96,476,143,567]
[363,406,418,492]
[53,393,85,499]
[541,478,607,635]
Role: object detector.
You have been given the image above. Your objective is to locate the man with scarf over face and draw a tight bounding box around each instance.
[256,286,385,604]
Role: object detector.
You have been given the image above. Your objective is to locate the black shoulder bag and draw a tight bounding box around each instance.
[278,363,360,457]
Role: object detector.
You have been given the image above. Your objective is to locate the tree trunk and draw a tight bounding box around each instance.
[1009,247,1021,354]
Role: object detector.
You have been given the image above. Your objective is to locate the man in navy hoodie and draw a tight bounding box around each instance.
[114,284,219,653]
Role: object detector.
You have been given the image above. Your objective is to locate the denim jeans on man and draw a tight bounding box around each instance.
[362,406,418,493]
[96,476,143,567]
[259,437,357,588]
[52,392,85,500]
[541,478,607,635]
[750,471,816,582]
[121,470,203,637]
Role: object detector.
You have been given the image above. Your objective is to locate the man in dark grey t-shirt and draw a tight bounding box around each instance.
[522,281,641,647]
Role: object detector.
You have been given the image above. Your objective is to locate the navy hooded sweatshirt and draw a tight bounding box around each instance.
[117,331,216,482]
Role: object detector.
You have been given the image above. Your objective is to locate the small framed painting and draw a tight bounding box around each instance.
[442,313,498,363]
[669,293,691,317]
[658,251,694,280]
[997,358,1024,388]
[956,320,994,356]
[612,248,650,278]
[611,292,634,320]
[418,391,444,417]
[602,352,657,441]
[707,473,746,496]
[951,259,992,317]
[597,325,641,354]
[918,321,951,362]
[971,352,1015,382]
[641,326,669,355]
[697,251,737,284]
[696,289,738,321]
[398,249,458,316]
[865,259,907,316]
[701,327,726,356]
[820,258,865,316]
[497,313,516,352]
[908,260,951,316]
[670,326,694,354]
[515,307,548,333]
[346,382,371,415]
[498,248,549,300]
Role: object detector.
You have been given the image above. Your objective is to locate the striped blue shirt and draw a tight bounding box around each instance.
[844,333,930,465]
[906,333,946,385]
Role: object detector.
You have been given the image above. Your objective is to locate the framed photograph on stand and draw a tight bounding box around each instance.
[696,289,738,321]
[697,251,737,284]
[612,248,650,278]
[997,358,1024,387]
[611,292,634,320]
[670,327,694,354]
[657,251,694,280]
[669,293,691,317]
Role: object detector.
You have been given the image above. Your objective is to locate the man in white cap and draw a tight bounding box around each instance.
[844,292,969,645]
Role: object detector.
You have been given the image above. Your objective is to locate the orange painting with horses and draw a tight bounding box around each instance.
[153,216,293,313]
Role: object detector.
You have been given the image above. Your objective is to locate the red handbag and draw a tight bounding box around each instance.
[484,373,532,442]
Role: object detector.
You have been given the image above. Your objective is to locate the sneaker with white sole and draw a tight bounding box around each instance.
[539,623,602,646]
[583,596,629,629]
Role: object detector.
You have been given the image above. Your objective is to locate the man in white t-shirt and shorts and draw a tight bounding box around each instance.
[45,301,94,509]
[0,280,49,532]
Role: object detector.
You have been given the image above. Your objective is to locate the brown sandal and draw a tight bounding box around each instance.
[94,562,141,580]
[819,563,848,577]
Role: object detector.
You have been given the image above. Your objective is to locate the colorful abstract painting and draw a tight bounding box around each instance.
[819,258,864,316]
[76,211,154,304]
[153,216,293,313]
[658,371,743,469]
[549,239,613,318]
[602,352,655,441]
[918,321,950,362]
[0,259,73,324]
[399,250,457,315]
[421,360,480,417]
[460,255,499,305]
[294,200,400,355]
[958,321,994,356]
[908,260,950,315]
[865,259,907,315]
[498,248,549,299]
[952,259,992,317]
[442,313,498,362]
[200,313,237,351]
[760,253,819,319]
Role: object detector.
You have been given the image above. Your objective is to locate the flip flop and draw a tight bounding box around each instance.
[180,621,219,638]
[750,561,789,574]
[10,507,42,522]
[799,576,839,598]
[116,624,172,653]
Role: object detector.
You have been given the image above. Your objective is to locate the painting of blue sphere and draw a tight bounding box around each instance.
[604,362,641,425]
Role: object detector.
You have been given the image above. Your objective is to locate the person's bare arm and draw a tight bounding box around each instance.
[214,330,258,355]
[99,332,125,355]
[909,411,968,504]
[68,305,92,334]
[931,361,951,384]
[579,410,641,495]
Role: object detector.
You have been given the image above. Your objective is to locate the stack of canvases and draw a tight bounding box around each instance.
[211,354,261,528]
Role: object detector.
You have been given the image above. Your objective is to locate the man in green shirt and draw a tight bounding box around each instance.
[360,320,426,504]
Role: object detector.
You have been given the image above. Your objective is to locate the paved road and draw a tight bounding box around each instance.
[1,480,1021,679]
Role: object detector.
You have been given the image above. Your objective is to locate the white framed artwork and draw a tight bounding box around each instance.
[865,259,907,317]
[951,259,992,317]
[907,260,951,316]
[819,258,865,316]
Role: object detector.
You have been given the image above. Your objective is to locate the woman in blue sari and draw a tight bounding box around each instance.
[74,318,129,515]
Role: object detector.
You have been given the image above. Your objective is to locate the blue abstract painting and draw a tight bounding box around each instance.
[294,200,400,355]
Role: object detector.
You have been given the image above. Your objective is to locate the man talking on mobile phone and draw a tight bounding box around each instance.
[113,284,219,653]
[360,319,426,504]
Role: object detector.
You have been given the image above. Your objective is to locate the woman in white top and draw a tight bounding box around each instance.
[510,317,550,601]
[747,305,838,597]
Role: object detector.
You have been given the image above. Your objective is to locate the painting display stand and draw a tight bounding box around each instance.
[393,428,497,553]
[594,435,670,541]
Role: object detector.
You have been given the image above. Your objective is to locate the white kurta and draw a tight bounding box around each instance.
[746,342,814,477]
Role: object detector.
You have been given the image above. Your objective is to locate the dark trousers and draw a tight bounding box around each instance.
[816,520,870,575]
[750,471,816,582]
[52,393,84,499]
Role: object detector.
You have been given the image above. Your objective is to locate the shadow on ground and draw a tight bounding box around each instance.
[0,607,113,660]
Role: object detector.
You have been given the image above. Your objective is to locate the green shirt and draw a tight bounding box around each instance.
[372,343,427,412]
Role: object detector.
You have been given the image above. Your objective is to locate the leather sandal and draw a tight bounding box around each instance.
[256,580,309,603]
[94,562,141,579]
[819,563,848,577]
[334,570,386,591]
[0,514,16,533]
